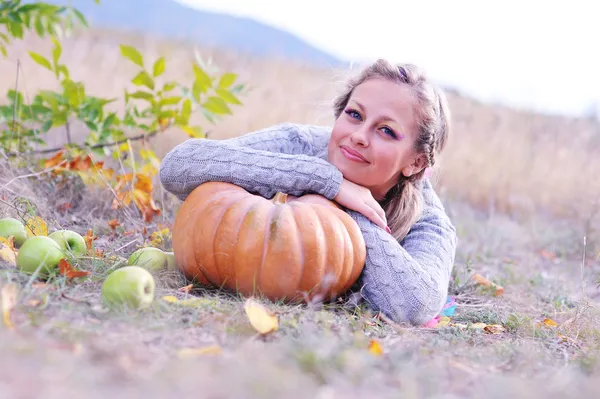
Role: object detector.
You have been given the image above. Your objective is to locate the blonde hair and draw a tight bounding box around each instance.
[332,59,451,241]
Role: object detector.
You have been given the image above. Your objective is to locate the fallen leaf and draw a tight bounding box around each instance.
[58,259,90,279]
[161,295,212,307]
[368,339,383,356]
[0,242,17,267]
[472,273,504,296]
[108,219,120,230]
[177,345,222,358]
[483,324,506,334]
[25,216,48,237]
[243,297,279,335]
[83,229,98,253]
[1,284,18,329]
[470,322,488,329]
[178,284,193,293]
[539,318,558,328]
[0,236,16,250]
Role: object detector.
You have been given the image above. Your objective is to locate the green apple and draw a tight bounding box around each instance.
[101,266,156,310]
[0,217,28,248]
[48,229,87,256]
[16,235,66,278]
[128,247,176,272]
[165,251,176,269]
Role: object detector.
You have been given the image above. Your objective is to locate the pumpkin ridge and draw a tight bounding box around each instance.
[214,194,263,291]
[207,190,251,287]
[183,187,238,284]
[311,204,332,299]
[257,202,280,295]
[287,202,305,299]
[290,202,324,299]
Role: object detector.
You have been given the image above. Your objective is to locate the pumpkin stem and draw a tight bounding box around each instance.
[272,192,288,204]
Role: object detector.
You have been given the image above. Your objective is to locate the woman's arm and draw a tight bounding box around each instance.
[159,123,342,201]
[347,179,457,326]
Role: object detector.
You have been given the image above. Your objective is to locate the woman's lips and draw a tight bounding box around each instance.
[340,146,369,163]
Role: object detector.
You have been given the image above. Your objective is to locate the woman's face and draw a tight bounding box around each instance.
[327,77,426,200]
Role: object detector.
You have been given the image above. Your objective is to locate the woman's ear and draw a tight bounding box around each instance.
[402,154,428,177]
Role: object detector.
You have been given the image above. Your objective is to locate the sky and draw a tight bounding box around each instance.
[176,0,600,117]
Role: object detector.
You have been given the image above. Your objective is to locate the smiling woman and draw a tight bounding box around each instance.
[159,58,457,327]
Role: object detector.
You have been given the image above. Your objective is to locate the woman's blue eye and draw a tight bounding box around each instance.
[381,126,397,138]
[345,109,361,120]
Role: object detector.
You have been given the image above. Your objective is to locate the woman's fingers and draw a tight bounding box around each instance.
[360,201,388,231]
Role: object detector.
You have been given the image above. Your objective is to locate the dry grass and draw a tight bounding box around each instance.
[1,26,600,398]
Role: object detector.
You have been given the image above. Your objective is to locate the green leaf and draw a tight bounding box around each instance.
[102,113,117,129]
[119,44,144,68]
[84,121,99,132]
[70,9,88,27]
[162,82,178,92]
[38,90,60,110]
[128,90,155,102]
[178,98,192,125]
[131,71,155,90]
[216,88,242,105]
[181,125,205,138]
[51,37,62,65]
[158,96,182,107]
[193,64,212,92]
[51,112,68,127]
[40,119,53,133]
[203,96,231,115]
[152,57,165,77]
[28,51,53,71]
[56,65,69,79]
[218,73,237,89]
[34,16,44,36]
[98,127,112,143]
[8,20,24,38]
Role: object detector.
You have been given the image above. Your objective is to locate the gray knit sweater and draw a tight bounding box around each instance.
[159,122,457,326]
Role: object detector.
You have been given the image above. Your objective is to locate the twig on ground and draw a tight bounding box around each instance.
[1,160,68,191]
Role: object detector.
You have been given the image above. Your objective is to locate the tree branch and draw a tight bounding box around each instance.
[3,125,170,157]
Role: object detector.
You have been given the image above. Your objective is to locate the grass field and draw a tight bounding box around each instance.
[1,27,600,398]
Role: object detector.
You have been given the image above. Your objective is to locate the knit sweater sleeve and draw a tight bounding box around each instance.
[158,123,343,201]
[347,179,457,326]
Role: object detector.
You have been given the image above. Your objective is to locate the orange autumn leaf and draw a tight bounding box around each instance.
[108,219,120,230]
[112,173,161,222]
[83,229,98,253]
[68,154,92,171]
[58,259,90,279]
[43,150,66,168]
[483,324,506,334]
[368,339,383,356]
[472,273,504,296]
[539,318,558,328]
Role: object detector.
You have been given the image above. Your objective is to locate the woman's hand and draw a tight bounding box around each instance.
[333,178,389,232]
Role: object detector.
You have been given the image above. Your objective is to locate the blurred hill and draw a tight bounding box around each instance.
[39,0,345,67]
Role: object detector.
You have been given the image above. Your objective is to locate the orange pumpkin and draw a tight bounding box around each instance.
[172,182,366,303]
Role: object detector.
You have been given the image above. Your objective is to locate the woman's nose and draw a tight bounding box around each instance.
[350,128,369,146]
